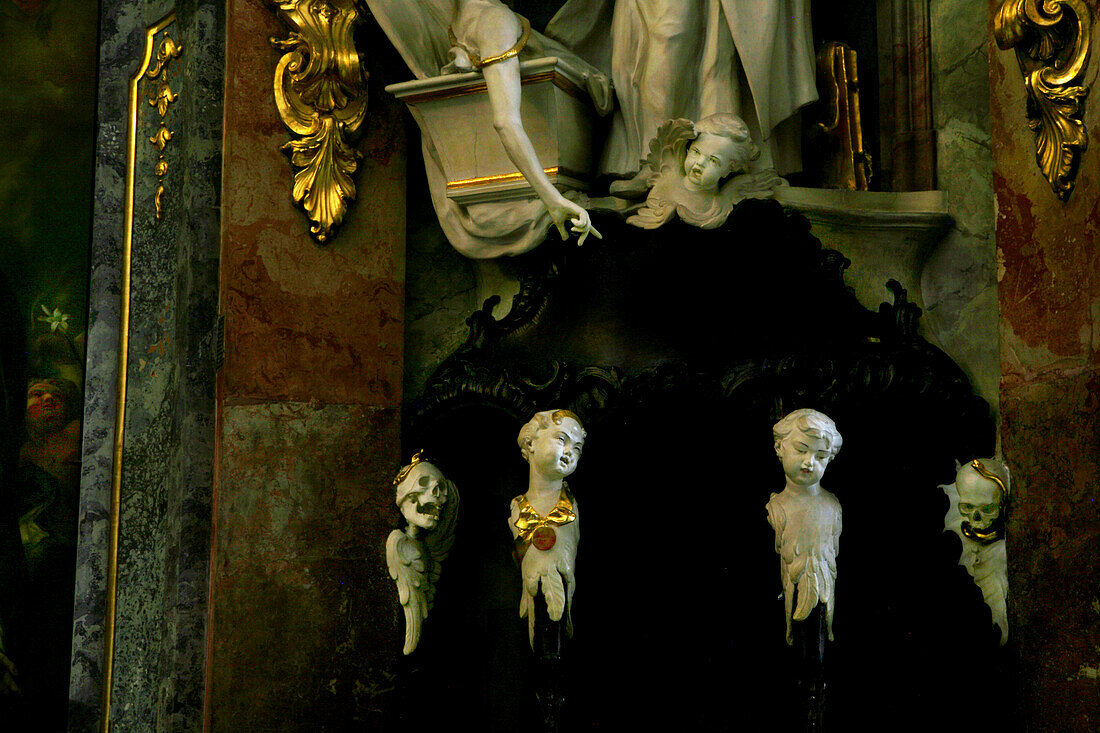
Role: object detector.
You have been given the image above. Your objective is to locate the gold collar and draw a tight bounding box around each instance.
[514,486,575,548]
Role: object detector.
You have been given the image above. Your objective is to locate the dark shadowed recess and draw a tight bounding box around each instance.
[394,201,1007,732]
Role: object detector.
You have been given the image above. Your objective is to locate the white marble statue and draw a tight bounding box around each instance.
[509,409,586,647]
[545,0,818,176]
[942,458,1010,645]
[766,409,844,645]
[366,0,613,258]
[386,452,460,655]
[614,114,782,229]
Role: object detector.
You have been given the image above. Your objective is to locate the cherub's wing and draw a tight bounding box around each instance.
[941,481,964,534]
[540,569,567,623]
[973,544,1009,645]
[833,500,843,555]
[643,118,696,175]
[518,558,569,648]
[720,169,782,204]
[793,556,825,621]
[765,494,785,552]
[424,481,460,589]
[386,530,430,655]
[626,196,677,229]
[967,548,1008,643]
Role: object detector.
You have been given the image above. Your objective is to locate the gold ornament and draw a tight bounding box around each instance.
[513,486,577,551]
[995,0,1093,201]
[270,0,368,243]
[393,450,425,486]
[144,35,182,220]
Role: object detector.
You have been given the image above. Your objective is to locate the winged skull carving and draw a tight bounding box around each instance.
[385,454,460,655]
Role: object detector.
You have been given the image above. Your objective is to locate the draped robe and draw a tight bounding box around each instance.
[546,0,818,175]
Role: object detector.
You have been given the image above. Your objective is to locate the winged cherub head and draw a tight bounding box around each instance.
[682,113,760,193]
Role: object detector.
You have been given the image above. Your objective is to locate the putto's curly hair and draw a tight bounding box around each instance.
[772,408,843,458]
[517,409,586,462]
[694,112,761,170]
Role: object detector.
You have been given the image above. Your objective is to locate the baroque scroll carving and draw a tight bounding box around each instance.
[995,0,1093,201]
[270,0,368,243]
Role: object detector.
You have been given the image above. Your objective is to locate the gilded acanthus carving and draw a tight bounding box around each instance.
[146,34,182,220]
[270,0,368,243]
[995,0,1093,201]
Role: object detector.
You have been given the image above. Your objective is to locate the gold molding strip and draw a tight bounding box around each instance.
[270,0,368,244]
[399,71,584,106]
[103,15,177,731]
[995,0,1093,201]
[447,167,559,191]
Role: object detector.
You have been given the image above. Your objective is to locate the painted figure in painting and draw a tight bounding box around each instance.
[766,408,843,645]
[0,375,83,722]
[509,409,585,647]
[942,458,1010,644]
[18,377,82,585]
[20,379,82,517]
[618,114,781,229]
[386,451,460,655]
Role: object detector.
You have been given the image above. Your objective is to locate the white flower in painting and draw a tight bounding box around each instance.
[38,305,70,334]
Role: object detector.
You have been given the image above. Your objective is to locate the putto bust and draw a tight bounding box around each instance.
[766,409,843,645]
[508,409,586,647]
[385,452,460,655]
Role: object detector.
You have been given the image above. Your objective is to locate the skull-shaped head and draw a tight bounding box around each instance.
[394,453,450,536]
[956,458,1010,543]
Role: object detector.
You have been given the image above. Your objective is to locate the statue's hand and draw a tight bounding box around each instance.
[0,649,19,696]
[549,199,601,246]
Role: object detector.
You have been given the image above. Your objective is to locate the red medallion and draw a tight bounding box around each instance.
[531,526,557,551]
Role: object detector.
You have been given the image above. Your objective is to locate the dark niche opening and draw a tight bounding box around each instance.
[391,202,1008,732]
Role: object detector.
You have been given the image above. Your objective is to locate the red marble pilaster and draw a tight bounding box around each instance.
[210,0,407,728]
[990,0,1100,727]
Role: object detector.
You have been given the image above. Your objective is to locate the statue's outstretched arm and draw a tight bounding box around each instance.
[481,55,601,245]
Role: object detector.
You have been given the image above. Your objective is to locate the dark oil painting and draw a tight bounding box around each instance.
[0,0,98,728]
